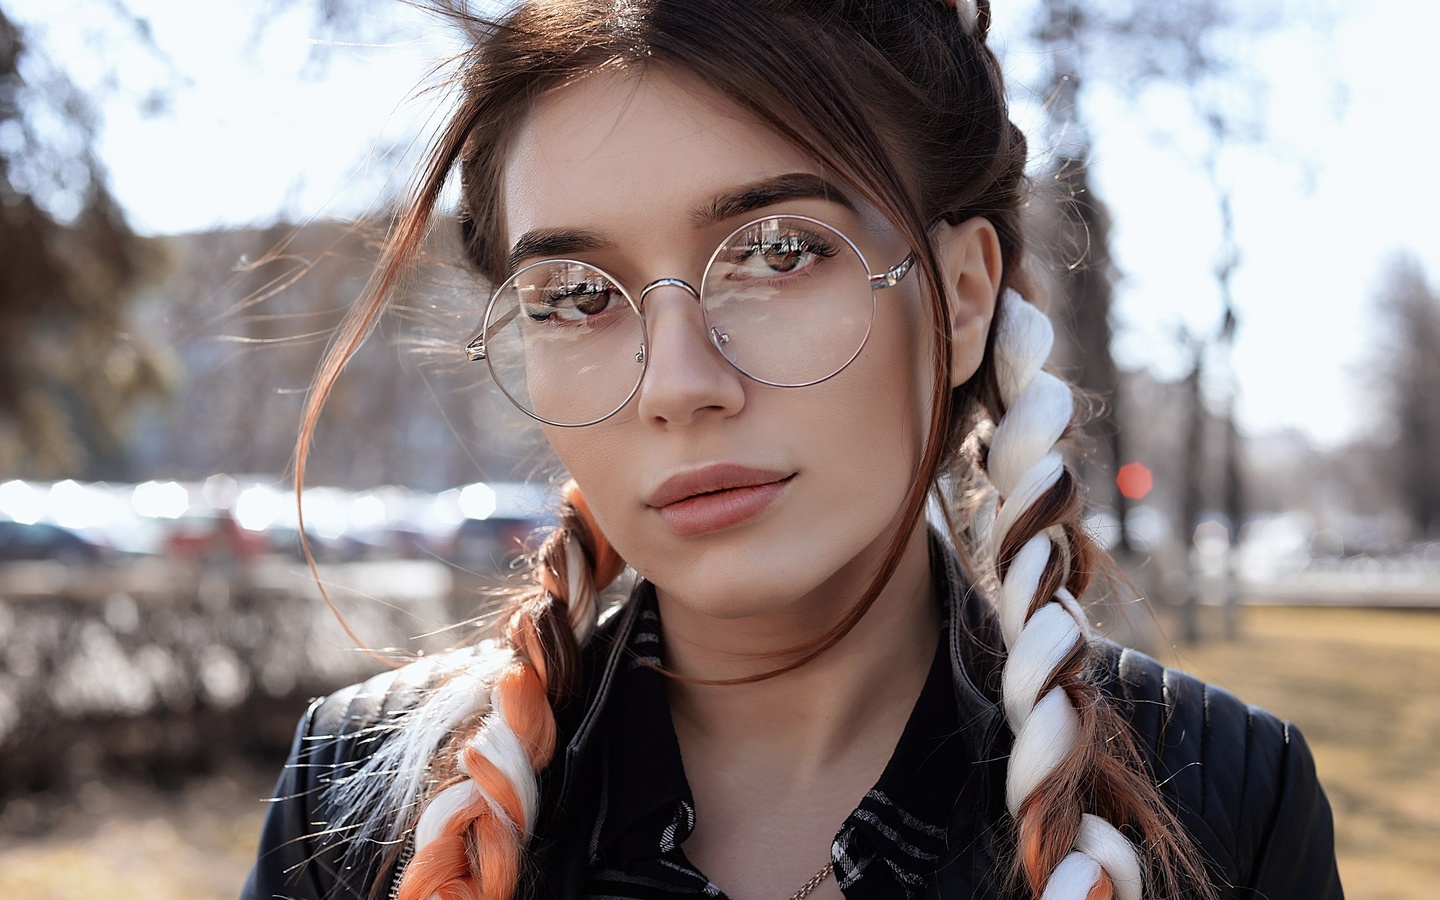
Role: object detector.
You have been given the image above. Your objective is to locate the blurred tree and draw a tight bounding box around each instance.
[1028,149,1127,545]
[1376,254,1440,539]
[0,0,392,481]
[0,5,165,479]
[1026,1,1304,591]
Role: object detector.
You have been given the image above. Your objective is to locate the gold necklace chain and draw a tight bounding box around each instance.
[789,861,835,900]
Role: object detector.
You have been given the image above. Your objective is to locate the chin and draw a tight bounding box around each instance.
[642,564,803,619]
[638,532,874,623]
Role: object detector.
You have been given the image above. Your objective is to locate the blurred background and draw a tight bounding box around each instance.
[0,0,1436,897]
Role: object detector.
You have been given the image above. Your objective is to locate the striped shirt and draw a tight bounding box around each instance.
[581,596,975,899]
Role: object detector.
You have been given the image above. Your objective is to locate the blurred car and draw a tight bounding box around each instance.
[449,515,545,572]
[163,510,266,561]
[261,523,363,563]
[0,519,105,563]
[445,481,555,572]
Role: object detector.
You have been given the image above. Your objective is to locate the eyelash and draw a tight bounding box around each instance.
[732,227,839,265]
[522,277,623,324]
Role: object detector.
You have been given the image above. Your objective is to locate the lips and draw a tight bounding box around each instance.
[647,464,793,536]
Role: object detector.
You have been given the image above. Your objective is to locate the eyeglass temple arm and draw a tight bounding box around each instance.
[869,251,917,291]
[464,307,519,361]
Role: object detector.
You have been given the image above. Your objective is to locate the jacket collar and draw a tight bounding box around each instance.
[933,530,1006,735]
[553,529,1006,810]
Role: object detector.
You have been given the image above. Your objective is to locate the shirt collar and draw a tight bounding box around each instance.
[830,627,970,899]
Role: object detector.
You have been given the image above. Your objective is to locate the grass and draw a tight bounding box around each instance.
[0,605,1433,899]
[1158,605,1440,899]
[0,770,269,900]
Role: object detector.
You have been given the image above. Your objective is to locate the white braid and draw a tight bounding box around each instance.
[325,642,513,849]
[952,0,980,36]
[1006,686,1080,814]
[999,534,1053,646]
[407,685,543,888]
[476,691,543,816]
[1002,602,1084,728]
[1041,853,1104,900]
[989,289,1145,898]
[1076,814,1145,900]
[992,452,1065,557]
[396,519,610,896]
[989,375,1071,494]
[565,533,599,643]
[414,780,485,849]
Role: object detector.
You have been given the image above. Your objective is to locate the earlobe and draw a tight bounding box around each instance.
[933,217,1002,388]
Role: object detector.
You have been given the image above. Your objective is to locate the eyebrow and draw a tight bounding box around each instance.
[508,228,607,273]
[505,172,856,272]
[691,172,857,226]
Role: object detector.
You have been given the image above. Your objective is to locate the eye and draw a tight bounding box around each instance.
[725,220,840,280]
[522,266,626,325]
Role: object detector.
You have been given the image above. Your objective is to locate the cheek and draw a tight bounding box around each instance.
[878,284,941,451]
[542,418,662,575]
[796,293,936,492]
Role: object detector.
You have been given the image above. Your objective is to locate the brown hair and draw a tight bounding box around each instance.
[298,2,1214,898]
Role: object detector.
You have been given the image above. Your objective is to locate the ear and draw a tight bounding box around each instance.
[931,217,1002,388]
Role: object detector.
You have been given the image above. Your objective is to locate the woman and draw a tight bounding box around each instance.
[244,1,1341,898]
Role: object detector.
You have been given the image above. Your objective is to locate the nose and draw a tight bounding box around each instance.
[634,281,746,427]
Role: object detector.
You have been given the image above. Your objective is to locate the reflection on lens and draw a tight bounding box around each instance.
[702,217,874,386]
[481,260,646,426]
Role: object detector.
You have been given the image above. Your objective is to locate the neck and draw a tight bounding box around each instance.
[660,522,939,777]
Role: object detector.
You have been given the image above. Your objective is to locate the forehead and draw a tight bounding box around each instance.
[502,69,825,245]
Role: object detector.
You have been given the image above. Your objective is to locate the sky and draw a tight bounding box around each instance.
[9,0,1439,450]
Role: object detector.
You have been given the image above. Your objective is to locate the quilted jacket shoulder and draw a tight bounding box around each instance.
[242,658,451,900]
[1096,644,1342,898]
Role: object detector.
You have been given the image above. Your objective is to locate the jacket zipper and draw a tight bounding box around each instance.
[388,835,415,900]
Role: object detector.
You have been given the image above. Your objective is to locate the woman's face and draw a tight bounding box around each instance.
[500,69,939,624]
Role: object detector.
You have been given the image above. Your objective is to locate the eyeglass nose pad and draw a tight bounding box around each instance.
[709,326,737,364]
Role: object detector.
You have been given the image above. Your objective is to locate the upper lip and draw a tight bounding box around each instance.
[646,464,793,508]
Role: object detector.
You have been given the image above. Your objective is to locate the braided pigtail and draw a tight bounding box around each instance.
[395,480,624,900]
[985,290,1174,900]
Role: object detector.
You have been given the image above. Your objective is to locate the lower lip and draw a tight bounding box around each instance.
[654,478,791,536]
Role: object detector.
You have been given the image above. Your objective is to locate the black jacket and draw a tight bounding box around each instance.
[243,546,1343,899]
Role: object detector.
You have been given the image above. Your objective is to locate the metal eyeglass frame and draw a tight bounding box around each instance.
[463,213,919,427]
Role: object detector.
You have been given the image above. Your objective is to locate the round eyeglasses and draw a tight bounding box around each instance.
[464,214,917,427]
